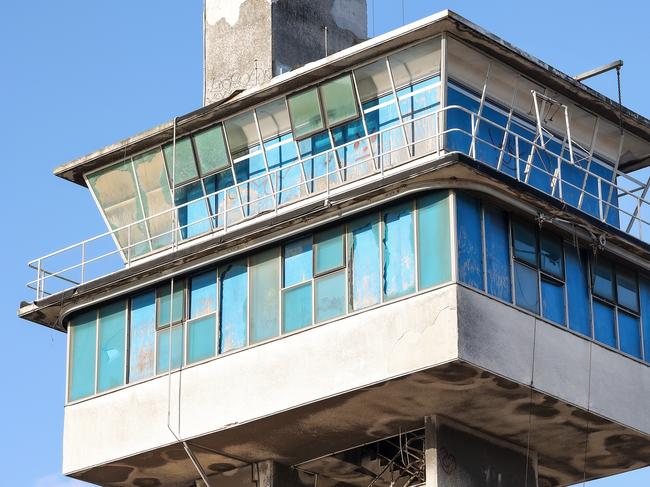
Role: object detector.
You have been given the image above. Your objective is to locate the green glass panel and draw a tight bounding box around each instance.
[157,281,185,326]
[314,226,344,274]
[315,271,346,323]
[417,192,451,289]
[320,74,359,127]
[157,325,184,373]
[193,124,230,175]
[69,310,97,401]
[187,314,216,364]
[251,248,280,343]
[287,88,324,139]
[97,301,126,393]
[283,283,312,333]
[163,137,198,186]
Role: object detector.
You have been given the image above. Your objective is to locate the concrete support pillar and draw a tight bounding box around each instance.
[425,416,538,487]
[199,460,313,487]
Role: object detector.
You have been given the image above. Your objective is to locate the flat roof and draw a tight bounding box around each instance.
[54,9,650,185]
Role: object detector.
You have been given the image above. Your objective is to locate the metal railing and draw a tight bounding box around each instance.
[26,103,650,301]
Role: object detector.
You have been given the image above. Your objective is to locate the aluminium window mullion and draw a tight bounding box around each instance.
[94,309,99,395]
[220,126,247,220]
[351,70,378,172]
[129,158,154,254]
[413,199,420,292]
[379,209,385,303]
[481,200,487,292]
[252,110,278,212]
[385,58,412,159]
[283,97,312,196]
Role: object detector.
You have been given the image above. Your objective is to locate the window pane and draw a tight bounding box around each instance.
[639,277,650,362]
[190,270,217,319]
[540,234,563,278]
[315,271,346,323]
[592,260,614,301]
[320,74,359,127]
[417,192,451,289]
[283,283,313,332]
[193,124,230,175]
[354,59,393,104]
[257,98,292,141]
[512,221,537,266]
[616,269,638,312]
[129,291,156,383]
[224,111,261,156]
[383,202,416,299]
[156,325,184,373]
[389,38,441,90]
[97,301,126,393]
[288,88,324,139]
[220,261,248,353]
[251,248,280,344]
[484,205,511,301]
[514,262,539,313]
[157,281,185,327]
[457,193,484,289]
[314,226,344,274]
[618,311,641,359]
[350,215,381,310]
[565,246,592,337]
[593,300,616,348]
[175,181,211,238]
[187,315,216,364]
[284,237,313,287]
[69,310,97,401]
[541,279,565,325]
[163,137,198,186]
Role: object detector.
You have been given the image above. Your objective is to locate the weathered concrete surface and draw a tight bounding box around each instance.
[204,0,367,104]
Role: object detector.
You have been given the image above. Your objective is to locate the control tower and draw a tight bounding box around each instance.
[19,3,650,486]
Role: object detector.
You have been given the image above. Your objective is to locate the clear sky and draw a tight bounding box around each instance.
[2,1,649,485]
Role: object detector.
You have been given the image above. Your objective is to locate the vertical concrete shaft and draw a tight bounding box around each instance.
[425,416,440,487]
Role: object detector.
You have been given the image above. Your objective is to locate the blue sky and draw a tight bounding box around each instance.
[2,1,649,485]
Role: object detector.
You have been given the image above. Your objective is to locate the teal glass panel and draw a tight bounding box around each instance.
[616,269,638,312]
[251,248,280,344]
[592,259,614,301]
[484,204,511,302]
[220,262,248,353]
[97,301,126,393]
[512,221,537,266]
[540,233,563,279]
[156,325,184,373]
[284,237,313,287]
[298,130,337,192]
[163,137,198,186]
[204,169,239,228]
[314,226,344,275]
[175,181,211,238]
[287,88,324,139]
[541,279,565,325]
[187,314,216,364]
[129,291,156,383]
[265,135,302,205]
[456,193,484,289]
[639,277,650,362]
[593,300,616,348]
[69,310,97,401]
[193,124,230,176]
[417,192,451,289]
[283,283,313,332]
[350,215,381,310]
[566,246,592,337]
[315,271,346,323]
[383,202,416,299]
[190,270,217,319]
[331,118,373,182]
[618,310,641,359]
[514,262,539,313]
[157,281,185,326]
[320,74,359,127]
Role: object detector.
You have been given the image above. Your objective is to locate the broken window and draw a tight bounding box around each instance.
[129,291,156,383]
[417,192,451,290]
[68,310,97,401]
[220,261,248,353]
[97,301,127,393]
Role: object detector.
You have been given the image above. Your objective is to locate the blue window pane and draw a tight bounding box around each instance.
[233,151,274,216]
[591,160,620,228]
[220,261,248,353]
[512,221,537,266]
[514,262,539,313]
[618,311,641,359]
[190,270,217,319]
[445,86,479,153]
[129,291,156,383]
[97,301,126,393]
[265,136,302,205]
[284,237,313,286]
[475,105,507,167]
[251,248,280,344]
[592,260,614,301]
[639,278,650,362]
[363,98,408,168]
[204,169,238,229]
[187,314,216,364]
[484,205,511,302]
[565,246,592,337]
[383,202,416,299]
[157,281,185,326]
[299,131,336,193]
[616,270,638,312]
[283,283,313,333]
[541,279,565,325]
[593,300,616,348]
[69,310,97,401]
[456,193,484,289]
[350,215,381,310]
[175,181,211,238]
[540,234,563,279]
[331,118,374,182]
[156,325,184,373]
[417,192,451,289]
[314,226,344,274]
[315,271,346,323]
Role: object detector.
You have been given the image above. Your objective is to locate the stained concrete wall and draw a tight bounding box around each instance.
[204,0,367,105]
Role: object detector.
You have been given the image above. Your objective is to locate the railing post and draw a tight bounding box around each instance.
[127,224,132,266]
[470,113,476,158]
[81,241,86,284]
[36,258,42,300]
[515,136,520,181]
[598,177,604,221]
